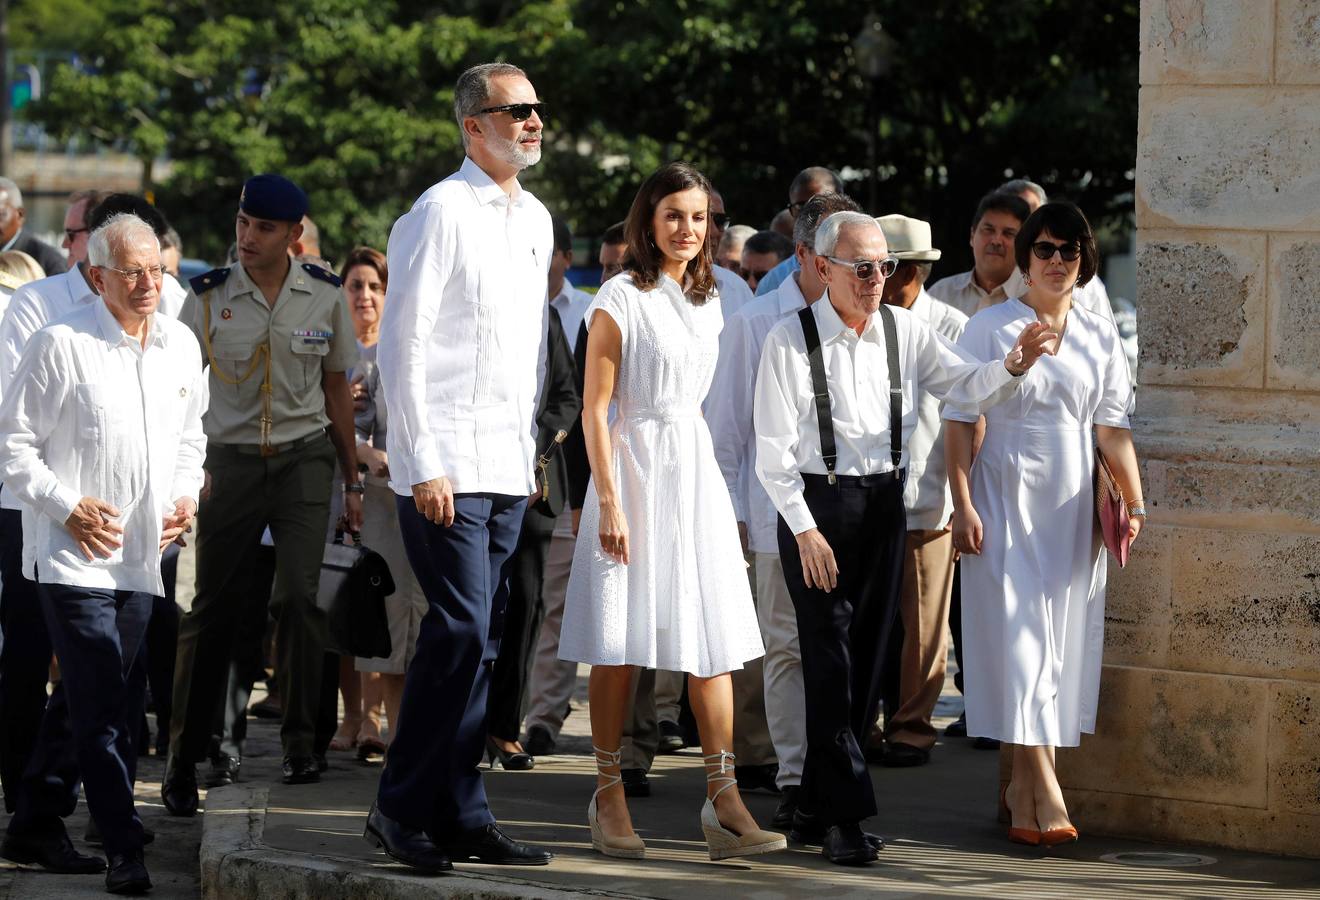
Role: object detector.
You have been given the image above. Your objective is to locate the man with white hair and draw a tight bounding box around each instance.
[753,211,1055,864]
[0,214,206,893]
[0,177,66,277]
[365,61,554,872]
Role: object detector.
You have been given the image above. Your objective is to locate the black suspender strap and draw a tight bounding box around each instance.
[877,303,903,472]
[798,307,838,484]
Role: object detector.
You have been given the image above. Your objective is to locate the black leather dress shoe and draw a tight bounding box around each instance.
[771,785,800,829]
[105,850,152,894]
[882,742,931,767]
[822,822,879,866]
[0,829,107,873]
[973,737,1001,751]
[442,822,553,866]
[486,737,534,771]
[945,712,968,737]
[85,818,155,846]
[735,763,781,794]
[363,804,452,873]
[282,756,320,784]
[523,725,555,757]
[205,755,241,788]
[620,767,650,798]
[790,811,884,852]
[162,757,199,817]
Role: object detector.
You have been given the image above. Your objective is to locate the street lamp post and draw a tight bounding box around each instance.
[852,14,895,214]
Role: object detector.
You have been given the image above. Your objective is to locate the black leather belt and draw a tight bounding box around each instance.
[208,429,326,457]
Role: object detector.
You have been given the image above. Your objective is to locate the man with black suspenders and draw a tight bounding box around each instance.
[753,211,1055,865]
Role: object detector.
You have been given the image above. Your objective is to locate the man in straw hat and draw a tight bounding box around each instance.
[873,214,966,768]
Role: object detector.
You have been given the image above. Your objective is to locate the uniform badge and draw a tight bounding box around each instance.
[180,387,188,397]
[221,308,232,320]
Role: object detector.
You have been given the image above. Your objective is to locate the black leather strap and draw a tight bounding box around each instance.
[877,303,903,471]
[798,307,837,484]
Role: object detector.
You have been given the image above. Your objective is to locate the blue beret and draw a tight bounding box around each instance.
[239,174,308,223]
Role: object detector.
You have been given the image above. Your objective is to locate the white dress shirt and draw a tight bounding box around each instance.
[1002,269,1116,325]
[707,273,807,553]
[714,265,754,320]
[0,301,207,595]
[379,157,552,496]
[927,269,1009,319]
[754,290,1024,536]
[901,290,968,531]
[550,281,593,354]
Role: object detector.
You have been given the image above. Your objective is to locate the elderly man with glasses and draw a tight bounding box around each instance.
[752,211,1056,865]
[0,214,206,893]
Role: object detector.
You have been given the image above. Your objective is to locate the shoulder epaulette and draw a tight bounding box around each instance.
[0,271,22,292]
[301,262,342,288]
[190,267,232,295]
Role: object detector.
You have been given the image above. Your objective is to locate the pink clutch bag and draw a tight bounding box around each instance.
[1095,448,1130,567]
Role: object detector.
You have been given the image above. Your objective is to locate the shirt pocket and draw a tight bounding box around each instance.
[290,335,330,393]
[73,383,108,507]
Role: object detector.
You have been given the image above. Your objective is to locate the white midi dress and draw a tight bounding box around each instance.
[559,273,764,677]
[946,297,1134,747]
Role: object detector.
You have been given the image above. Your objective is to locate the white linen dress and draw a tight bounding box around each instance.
[559,273,764,677]
[946,297,1134,747]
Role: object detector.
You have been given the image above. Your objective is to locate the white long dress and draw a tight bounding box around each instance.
[946,297,1134,747]
[559,273,764,677]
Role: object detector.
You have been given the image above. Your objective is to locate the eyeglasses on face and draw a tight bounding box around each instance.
[1030,240,1081,262]
[99,264,166,283]
[824,255,899,281]
[711,213,731,230]
[478,102,545,122]
[65,227,90,242]
[785,200,807,217]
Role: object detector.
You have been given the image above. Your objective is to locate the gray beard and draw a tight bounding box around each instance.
[493,133,542,169]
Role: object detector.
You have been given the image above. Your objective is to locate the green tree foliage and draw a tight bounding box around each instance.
[29,0,1138,273]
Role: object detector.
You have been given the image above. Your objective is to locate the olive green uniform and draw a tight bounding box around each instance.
[169,261,355,761]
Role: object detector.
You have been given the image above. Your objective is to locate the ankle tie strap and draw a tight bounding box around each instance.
[703,751,737,801]
[592,746,624,800]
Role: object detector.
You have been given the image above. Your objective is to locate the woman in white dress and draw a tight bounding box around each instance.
[945,202,1144,847]
[559,162,784,861]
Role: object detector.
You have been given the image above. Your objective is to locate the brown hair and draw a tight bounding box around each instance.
[622,162,716,304]
[339,246,387,287]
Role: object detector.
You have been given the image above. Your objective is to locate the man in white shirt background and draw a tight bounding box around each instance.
[753,211,1054,864]
[754,166,846,297]
[708,191,861,830]
[366,61,555,872]
[927,190,1032,319]
[872,215,966,769]
[0,214,206,893]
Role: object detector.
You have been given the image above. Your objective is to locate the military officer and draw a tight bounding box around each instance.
[163,174,362,815]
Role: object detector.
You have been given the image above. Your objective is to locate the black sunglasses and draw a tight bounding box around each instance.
[785,200,806,217]
[711,213,731,230]
[1031,240,1081,262]
[478,102,545,122]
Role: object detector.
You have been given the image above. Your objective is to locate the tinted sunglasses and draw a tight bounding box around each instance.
[825,256,899,281]
[1031,240,1081,262]
[478,102,545,122]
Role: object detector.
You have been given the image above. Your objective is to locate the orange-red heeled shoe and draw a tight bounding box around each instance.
[1002,786,1041,846]
[1040,825,1079,847]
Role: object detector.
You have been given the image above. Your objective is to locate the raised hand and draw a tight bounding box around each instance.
[1005,321,1060,375]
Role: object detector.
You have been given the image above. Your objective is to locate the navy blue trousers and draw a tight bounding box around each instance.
[8,584,151,856]
[376,493,526,835]
[0,508,51,813]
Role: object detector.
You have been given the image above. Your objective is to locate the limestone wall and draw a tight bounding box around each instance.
[1055,0,1320,858]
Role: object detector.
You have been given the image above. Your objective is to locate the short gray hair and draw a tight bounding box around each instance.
[814,211,881,258]
[0,177,21,209]
[88,214,160,268]
[1000,178,1047,205]
[718,224,755,256]
[453,62,528,146]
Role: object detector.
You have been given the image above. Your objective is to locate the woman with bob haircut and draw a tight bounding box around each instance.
[945,201,1144,847]
[559,161,785,862]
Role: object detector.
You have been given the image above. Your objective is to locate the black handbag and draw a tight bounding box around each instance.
[317,530,395,659]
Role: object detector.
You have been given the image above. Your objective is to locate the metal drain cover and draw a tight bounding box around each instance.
[1100,851,1218,868]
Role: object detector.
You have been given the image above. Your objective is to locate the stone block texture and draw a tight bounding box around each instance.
[1269,236,1320,390]
[1138,88,1320,232]
[1141,0,1274,84]
[1276,0,1320,83]
[1135,230,1264,387]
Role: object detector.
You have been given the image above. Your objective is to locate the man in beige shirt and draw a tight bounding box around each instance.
[927,191,1031,318]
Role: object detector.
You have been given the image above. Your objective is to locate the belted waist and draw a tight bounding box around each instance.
[803,469,906,489]
[207,428,328,457]
[621,407,701,424]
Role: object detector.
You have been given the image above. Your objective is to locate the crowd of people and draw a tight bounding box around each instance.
[0,59,1143,893]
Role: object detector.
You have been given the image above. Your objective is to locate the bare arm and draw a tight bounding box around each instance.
[583,309,628,563]
[322,369,363,532]
[1096,424,1145,543]
[946,419,985,555]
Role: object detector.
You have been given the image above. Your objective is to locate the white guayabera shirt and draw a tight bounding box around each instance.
[0,301,206,595]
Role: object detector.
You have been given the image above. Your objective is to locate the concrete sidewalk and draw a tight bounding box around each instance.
[4,669,1318,899]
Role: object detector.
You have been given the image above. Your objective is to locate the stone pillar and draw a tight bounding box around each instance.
[1054,0,1320,858]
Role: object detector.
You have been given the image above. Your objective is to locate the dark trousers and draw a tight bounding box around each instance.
[486,508,555,743]
[170,437,335,762]
[0,508,50,813]
[777,473,906,827]
[8,585,151,857]
[949,561,964,693]
[143,544,182,753]
[209,545,276,760]
[376,493,526,835]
